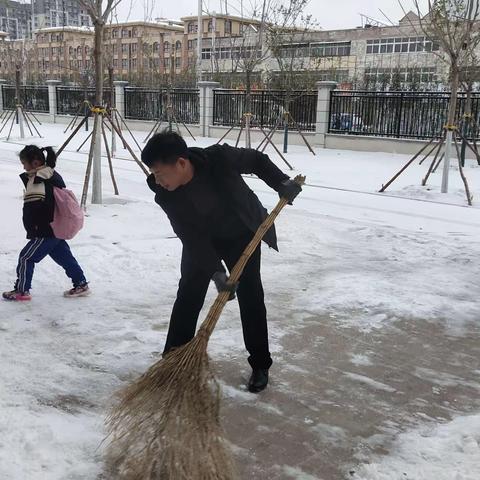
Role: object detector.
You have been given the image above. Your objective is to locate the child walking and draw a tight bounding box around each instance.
[2,145,90,301]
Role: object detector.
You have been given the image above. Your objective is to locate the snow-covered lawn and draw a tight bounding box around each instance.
[0,123,479,479]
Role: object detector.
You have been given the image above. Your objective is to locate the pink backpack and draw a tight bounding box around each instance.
[50,187,84,240]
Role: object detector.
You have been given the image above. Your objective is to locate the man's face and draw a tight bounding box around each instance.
[149,157,190,191]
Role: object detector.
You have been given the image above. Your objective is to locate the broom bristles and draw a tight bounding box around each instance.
[105,334,238,479]
[105,177,307,478]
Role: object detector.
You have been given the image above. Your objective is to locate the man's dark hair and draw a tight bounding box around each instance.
[141,130,188,167]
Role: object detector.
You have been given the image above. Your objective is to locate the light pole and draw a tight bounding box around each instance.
[197,0,202,84]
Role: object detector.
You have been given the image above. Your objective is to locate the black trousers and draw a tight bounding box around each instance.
[164,234,273,370]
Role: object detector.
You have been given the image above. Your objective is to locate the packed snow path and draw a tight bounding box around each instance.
[0,124,479,479]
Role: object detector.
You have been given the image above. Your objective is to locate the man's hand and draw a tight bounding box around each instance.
[212,271,238,301]
[278,178,302,205]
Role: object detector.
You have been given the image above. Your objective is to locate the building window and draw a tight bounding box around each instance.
[225,19,232,34]
[122,43,128,53]
[153,42,159,52]
[208,20,214,32]
[132,28,137,37]
[122,28,129,38]
[122,58,128,69]
[112,29,118,38]
[164,57,170,68]
[366,37,440,54]
[131,43,137,54]
[310,41,351,57]
[316,69,349,82]
[219,47,230,59]
[164,41,170,52]
[175,40,182,51]
[188,22,197,33]
[364,66,438,84]
[175,57,181,68]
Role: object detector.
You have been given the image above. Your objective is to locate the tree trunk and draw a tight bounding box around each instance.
[283,94,291,154]
[109,66,116,156]
[441,66,459,194]
[15,68,24,138]
[460,84,472,167]
[91,15,104,205]
[245,69,252,148]
[94,18,104,106]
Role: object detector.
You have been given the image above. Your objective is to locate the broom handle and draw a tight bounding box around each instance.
[198,174,306,338]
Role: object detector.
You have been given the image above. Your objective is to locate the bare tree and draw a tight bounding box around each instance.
[413,0,480,193]
[265,0,318,152]
[75,0,122,204]
[458,44,480,165]
[228,0,273,147]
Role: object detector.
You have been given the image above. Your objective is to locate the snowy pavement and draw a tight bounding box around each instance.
[0,123,479,479]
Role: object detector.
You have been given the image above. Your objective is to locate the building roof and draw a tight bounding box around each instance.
[34,26,93,34]
[181,13,262,24]
[155,18,184,28]
[399,11,420,25]
[105,20,183,32]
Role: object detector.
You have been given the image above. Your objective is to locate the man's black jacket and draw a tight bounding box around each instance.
[147,143,289,276]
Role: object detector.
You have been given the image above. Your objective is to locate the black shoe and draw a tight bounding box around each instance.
[248,369,269,393]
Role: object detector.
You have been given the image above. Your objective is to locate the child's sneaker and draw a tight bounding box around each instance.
[63,283,90,298]
[2,289,31,301]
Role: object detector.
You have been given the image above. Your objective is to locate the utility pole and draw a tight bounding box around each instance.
[31,0,35,39]
[211,11,216,73]
[197,0,202,84]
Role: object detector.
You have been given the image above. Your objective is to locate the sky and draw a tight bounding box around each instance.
[112,0,429,30]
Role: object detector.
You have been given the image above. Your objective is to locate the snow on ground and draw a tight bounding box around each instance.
[352,414,480,480]
[0,123,479,479]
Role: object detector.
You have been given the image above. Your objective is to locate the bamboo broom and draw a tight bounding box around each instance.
[105,174,306,479]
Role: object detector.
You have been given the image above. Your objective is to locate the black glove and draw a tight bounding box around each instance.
[278,178,302,205]
[212,271,238,301]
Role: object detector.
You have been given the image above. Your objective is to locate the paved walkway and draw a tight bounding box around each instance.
[216,311,480,479]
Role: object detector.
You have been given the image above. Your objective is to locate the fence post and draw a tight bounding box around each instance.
[198,81,220,137]
[316,81,337,148]
[0,79,6,114]
[46,79,61,122]
[396,92,404,138]
[114,80,129,119]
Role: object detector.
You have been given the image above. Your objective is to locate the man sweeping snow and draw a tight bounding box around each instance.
[141,131,301,393]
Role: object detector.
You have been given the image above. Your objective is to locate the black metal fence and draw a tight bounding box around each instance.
[213,89,317,131]
[56,87,113,115]
[2,85,49,112]
[124,88,199,124]
[329,90,480,139]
